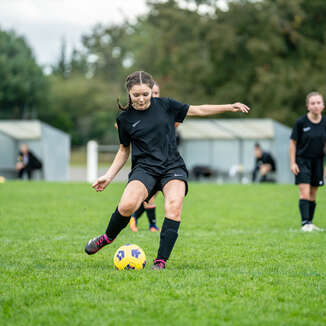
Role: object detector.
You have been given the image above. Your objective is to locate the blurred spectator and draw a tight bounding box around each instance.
[16,144,42,180]
[252,143,276,182]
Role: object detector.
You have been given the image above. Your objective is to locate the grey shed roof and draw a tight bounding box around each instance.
[0,120,41,139]
[178,119,275,140]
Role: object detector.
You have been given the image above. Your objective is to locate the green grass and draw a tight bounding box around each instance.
[0,182,325,325]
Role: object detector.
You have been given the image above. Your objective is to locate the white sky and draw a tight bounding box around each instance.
[0,0,149,67]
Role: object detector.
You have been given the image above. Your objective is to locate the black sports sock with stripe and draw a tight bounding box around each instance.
[156,218,180,261]
[308,201,316,223]
[146,207,156,225]
[105,207,130,241]
[132,203,145,221]
[299,199,310,226]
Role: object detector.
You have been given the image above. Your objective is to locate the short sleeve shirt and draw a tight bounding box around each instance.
[256,152,276,171]
[290,115,326,158]
[116,97,189,174]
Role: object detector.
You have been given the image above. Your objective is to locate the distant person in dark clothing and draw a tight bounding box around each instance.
[16,144,42,180]
[252,143,276,182]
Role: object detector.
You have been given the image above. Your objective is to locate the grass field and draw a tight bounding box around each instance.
[1,182,326,326]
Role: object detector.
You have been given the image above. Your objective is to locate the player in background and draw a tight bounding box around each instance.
[290,92,326,232]
[85,71,250,270]
[252,143,277,182]
[130,81,161,232]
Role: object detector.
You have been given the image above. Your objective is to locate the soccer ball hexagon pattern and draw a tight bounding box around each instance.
[113,244,146,270]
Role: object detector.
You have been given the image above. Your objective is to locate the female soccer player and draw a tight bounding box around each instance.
[290,92,326,232]
[129,81,161,232]
[85,71,250,270]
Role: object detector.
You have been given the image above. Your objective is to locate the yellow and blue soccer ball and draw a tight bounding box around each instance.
[113,244,146,270]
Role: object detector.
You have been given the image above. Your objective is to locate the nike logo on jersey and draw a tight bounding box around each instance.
[132,120,141,127]
[303,127,311,132]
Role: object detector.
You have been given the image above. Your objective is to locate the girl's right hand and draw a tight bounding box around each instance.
[92,175,111,192]
[290,163,300,175]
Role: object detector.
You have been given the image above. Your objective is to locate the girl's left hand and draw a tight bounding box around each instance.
[231,102,250,114]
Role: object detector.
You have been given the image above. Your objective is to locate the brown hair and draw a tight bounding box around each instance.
[117,71,155,110]
[306,91,324,106]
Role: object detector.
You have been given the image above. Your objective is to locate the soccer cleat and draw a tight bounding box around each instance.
[152,259,166,270]
[85,234,111,255]
[301,224,313,232]
[149,224,160,232]
[129,217,138,232]
[310,224,323,231]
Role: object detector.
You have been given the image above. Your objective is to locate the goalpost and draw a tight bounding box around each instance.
[86,140,119,183]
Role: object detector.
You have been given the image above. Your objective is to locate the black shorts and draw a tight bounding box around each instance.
[295,157,324,187]
[128,166,189,201]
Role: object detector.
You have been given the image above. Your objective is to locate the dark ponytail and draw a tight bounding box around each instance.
[117,95,132,111]
[117,71,154,110]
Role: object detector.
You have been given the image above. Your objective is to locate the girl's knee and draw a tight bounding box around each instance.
[165,198,183,220]
[118,200,139,216]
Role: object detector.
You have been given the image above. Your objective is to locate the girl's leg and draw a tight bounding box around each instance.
[129,203,145,232]
[130,192,158,232]
[85,180,148,254]
[153,180,185,270]
[298,184,311,228]
[308,186,319,227]
[144,193,159,231]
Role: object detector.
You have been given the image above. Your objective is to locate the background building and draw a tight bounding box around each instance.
[0,120,70,181]
[178,118,292,183]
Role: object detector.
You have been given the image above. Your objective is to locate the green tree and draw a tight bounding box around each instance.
[0,28,47,119]
[53,0,326,144]
[81,23,132,83]
[42,74,120,146]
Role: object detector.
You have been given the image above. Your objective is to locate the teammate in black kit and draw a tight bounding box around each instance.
[290,92,326,232]
[85,71,250,270]
[252,143,276,182]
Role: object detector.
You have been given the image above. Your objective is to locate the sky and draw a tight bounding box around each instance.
[0,0,149,67]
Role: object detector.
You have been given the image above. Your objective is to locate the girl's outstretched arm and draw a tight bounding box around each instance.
[187,102,250,116]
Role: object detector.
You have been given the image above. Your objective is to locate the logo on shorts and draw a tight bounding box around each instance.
[174,173,183,177]
[303,127,311,132]
[132,120,141,127]
[319,181,323,185]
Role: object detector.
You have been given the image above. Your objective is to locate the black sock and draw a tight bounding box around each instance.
[299,199,310,226]
[105,207,130,241]
[308,201,316,223]
[156,218,180,261]
[132,203,145,221]
[146,207,156,225]
[260,175,267,182]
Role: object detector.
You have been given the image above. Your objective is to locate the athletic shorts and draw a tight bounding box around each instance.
[295,157,324,187]
[128,165,189,201]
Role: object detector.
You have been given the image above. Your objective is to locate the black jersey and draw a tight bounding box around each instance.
[290,115,326,158]
[255,152,276,171]
[116,97,189,173]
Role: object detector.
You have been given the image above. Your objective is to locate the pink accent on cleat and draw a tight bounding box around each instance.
[103,233,114,243]
[152,259,166,270]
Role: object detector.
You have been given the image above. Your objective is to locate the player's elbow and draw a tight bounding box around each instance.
[119,145,130,157]
[188,105,203,116]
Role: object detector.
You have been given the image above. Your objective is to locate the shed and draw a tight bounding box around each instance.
[178,118,292,183]
[0,120,70,181]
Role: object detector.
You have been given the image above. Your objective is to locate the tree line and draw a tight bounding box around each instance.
[1,0,326,146]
